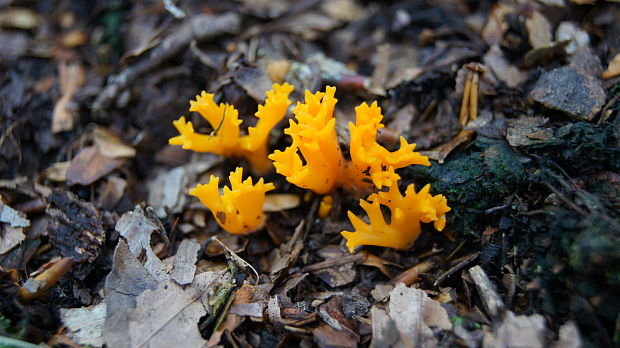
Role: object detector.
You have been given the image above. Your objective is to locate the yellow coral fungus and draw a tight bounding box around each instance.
[269,87,344,194]
[341,173,450,253]
[190,167,275,235]
[345,102,430,190]
[269,86,430,194]
[170,83,294,173]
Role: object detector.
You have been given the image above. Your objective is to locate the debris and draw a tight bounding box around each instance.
[0,225,25,255]
[263,194,301,212]
[387,283,452,348]
[60,302,106,347]
[115,205,169,282]
[170,239,200,285]
[128,270,230,347]
[556,21,590,55]
[52,62,84,133]
[0,201,30,228]
[505,116,554,147]
[103,240,158,348]
[482,311,547,348]
[483,44,528,88]
[148,158,220,218]
[47,189,105,277]
[66,146,125,186]
[369,306,398,348]
[525,11,552,49]
[468,265,504,319]
[93,127,136,158]
[602,53,620,79]
[529,66,605,120]
[19,257,74,300]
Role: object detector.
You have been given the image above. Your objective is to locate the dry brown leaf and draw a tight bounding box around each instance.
[66,146,125,186]
[526,11,552,49]
[313,323,358,348]
[321,0,365,22]
[97,176,127,210]
[93,127,136,158]
[128,270,230,348]
[481,3,514,45]
[148,157,221,217]
[602,53,620,79]
[423,129,475,163]
[52,62,84,133]
[0,7,39,30]
[263,193,301,212]
[44,161,71,182]
[483,44,529,88]
[60,29,88,47]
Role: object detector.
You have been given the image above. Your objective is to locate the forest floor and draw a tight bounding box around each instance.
[0,0,619,347]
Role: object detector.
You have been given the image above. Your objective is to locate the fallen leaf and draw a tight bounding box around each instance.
[44,161,71,182]
[103,240,158,348]
[148,157,220,218]
[0,225,25,255]
[0,7,39,30]
[369,306,398,348]
[424,129,475,163]
[313,323,357,348]
[602,53,620,79]
[321,0,365,22]
[60,302,106,347]
[66,146,125,186]
[59,29,88,47]
[483,44,529,88]
[388,283,452,348]
[97,176,127,210]
[269,221,304,282]
[313,263,357,288]
[115,205,169,282]
[526,11,552,49]
[170,239,200,285]
[263,193,301,212]
[52,62,84,133]
[128,270,230,348]
[93,127,136,158]
[234,66,274,103]
[0,201,30,227]
[482,311,547,348]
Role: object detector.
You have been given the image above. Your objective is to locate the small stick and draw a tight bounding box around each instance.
[209,106,227,139]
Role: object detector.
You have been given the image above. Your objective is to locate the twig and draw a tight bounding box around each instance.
[93,12,240,111]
